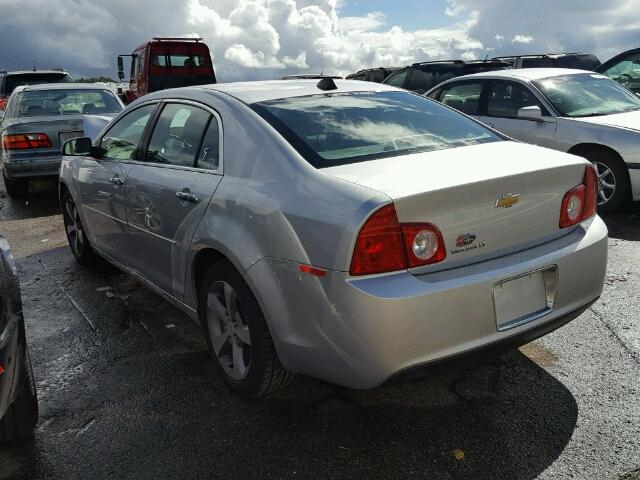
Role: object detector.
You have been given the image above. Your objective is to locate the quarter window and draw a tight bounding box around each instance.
[384,69,409,88]
[196,118,221,171]
[145,103,210,167]
[101,104,156,161]
[487,81,543,118]
[439,82,484,115]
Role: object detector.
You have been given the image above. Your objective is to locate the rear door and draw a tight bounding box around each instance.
[477,79,558,148]
[122,101,222,299]
[75,102,157,257]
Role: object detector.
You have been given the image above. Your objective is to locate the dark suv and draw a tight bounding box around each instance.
[492,53,601,70]
[346,67,399,83]
[0,70,72,113]
[382,60,510,94]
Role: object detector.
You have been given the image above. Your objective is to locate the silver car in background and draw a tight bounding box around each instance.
[59,80,607,397]
[426,68,640,212]
[0,83,123,198]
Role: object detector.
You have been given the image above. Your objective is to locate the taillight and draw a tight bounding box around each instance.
[350,204,446,276]
[1,133,52,150]
[401,224,446,268]
[0,95,7,111]
[559,165,598,228]
[350,205,406,276]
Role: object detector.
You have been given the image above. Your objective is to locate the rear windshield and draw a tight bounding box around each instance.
[152,54,208,67]
[14,89,122,117]
[252,91,501,168]
[4,73,70,94]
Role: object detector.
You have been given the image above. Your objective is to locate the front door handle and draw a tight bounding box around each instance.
[109,176,124,186]
[176,189,199,203]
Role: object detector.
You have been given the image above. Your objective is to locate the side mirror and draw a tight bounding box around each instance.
[62,137,93,156]
[117,56,125,81]
[517,105,544,122]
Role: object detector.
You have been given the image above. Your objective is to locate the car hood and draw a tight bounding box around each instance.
[572,109,640,131]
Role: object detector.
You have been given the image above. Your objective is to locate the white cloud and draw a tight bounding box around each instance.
[512,35,534,44]
[0,0,639,81]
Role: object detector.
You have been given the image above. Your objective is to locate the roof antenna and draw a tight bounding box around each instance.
[317,77,338,91]
[33,61,36,72]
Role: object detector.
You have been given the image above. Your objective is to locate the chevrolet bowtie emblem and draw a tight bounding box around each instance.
[495,193,520,208]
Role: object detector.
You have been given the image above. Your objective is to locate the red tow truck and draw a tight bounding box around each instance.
[117,37,217,104]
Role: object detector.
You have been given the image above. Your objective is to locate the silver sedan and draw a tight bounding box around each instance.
[426,68,640,212]
[0,83,123,198]
[59,80,607,397]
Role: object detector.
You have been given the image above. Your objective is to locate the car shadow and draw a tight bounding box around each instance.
[0,179,60,222]
[600,202,640,241]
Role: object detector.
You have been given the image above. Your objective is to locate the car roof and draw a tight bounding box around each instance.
[199,79,401,104]
[13,83,116,93]
[1,70,69,76]
[443,67,593,82]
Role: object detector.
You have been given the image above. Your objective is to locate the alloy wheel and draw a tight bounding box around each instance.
[64,198,84,257]
[206,281,252,380]
[593,161,616,206]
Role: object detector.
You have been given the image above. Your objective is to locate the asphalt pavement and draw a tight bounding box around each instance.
[0,179,638,480]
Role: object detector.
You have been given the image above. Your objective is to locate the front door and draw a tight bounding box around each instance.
[122,102,223,300]
[75,103,157,257]
[477,80,558,149]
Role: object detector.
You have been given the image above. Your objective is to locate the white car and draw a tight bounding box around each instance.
[427,68,640,212]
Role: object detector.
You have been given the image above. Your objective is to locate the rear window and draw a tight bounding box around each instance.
[14,89,122,117]
[152,55,208,67]
[556,54,601,70]
[3,73,70,94]
[252,91,501,168]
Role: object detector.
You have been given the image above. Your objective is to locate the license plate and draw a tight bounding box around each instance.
[493,266,557,331]
[59,131,84,145]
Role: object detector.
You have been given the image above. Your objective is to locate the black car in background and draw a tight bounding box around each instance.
[492,53,601,70]
[346,67,399,83]
[382,60,510,94]
[0,236,38,442]
[0,69,72,114]
[596,48,640,93]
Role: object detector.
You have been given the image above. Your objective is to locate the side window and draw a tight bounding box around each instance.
[145,103,210,167]
[405,69,431,92]
[384,69,409,88]
[100,104,156,160]
[371,69,386,83]
[196,117,221,171]
[487,81,544,118]
[602,53,640,90]
[439,82,485,115]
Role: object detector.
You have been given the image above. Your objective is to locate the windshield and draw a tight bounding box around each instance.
[15,89,122,117]
[252,91,501,168]
[533,73,640,117]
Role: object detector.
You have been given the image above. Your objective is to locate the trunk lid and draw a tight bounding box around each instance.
[324,141,589,271]
[3,115,84,153]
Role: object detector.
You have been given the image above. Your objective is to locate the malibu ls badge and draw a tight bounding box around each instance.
[495,193,520,209]
[452,233,487,255]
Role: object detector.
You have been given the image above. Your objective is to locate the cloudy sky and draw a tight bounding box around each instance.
[0,0,639,81]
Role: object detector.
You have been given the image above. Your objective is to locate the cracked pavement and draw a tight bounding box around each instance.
[0,179,639,480]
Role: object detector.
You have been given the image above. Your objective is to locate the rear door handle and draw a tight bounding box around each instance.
[176,189,199,203]
[109,176,124,186]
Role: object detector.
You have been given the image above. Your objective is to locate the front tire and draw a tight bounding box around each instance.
[0,348,38,443]
[2,171,29,199]
[61,191,97,267]
[198,260,294,398]
[583,150,629,213]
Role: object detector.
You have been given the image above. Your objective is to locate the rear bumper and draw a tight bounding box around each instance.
[2,154,62,179]
[246,216,608,389]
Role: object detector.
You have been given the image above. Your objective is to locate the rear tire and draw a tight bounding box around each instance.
[61,191,98,267]
[198,260,294,398]
[582,150,629,213]
[2,171,29,199]
[0,348,38,443]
